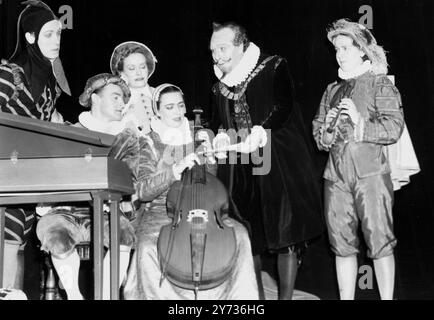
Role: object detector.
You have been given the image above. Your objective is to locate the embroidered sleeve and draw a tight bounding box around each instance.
[135,138,177,202]
[0,64,16,109]
[361,75,404,144]
[261,57,293,130]
[313,84,336,151]
[53,84,62,105]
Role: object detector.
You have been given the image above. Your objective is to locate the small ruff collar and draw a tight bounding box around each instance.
[338,60,372,80]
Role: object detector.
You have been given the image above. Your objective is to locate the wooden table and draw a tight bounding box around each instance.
[0,112,136,300]
[0,190,122,300]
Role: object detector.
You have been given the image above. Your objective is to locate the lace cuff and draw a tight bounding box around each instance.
[319,124,339,150]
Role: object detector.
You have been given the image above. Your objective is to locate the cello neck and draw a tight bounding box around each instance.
[193,108,204,145]
[185,108,206,184]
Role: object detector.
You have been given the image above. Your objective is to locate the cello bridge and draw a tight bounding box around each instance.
[187,209,209,224]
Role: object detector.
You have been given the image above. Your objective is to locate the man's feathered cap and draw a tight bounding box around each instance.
[327,19,388,75]
[79,73,131,108]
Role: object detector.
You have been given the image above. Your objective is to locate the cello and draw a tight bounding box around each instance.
[157,109,237,297]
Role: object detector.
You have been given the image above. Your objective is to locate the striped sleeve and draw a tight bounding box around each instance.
[361,75,404,144]
[4,208,35,245]
[0,65,15,108]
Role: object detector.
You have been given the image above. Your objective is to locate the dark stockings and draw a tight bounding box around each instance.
[277,251,298,300]
[253,254,265,300]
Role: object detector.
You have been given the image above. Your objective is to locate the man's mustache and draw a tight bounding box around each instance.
[213,58,231,65]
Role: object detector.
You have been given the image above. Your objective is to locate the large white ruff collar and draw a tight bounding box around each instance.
[338,60,372,80]
[214,42,261,87]
[78,111,132,135]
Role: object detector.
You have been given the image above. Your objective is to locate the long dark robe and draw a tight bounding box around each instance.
[210,54,324,255]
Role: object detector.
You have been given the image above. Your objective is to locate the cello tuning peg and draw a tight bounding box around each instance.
[192,108,203,114]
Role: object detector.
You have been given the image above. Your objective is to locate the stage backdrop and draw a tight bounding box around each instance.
[1,0,433,299]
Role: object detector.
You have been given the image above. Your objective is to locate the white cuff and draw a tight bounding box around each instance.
[212,132,231,149]
[172,164,182,180]
[252,125,268,148]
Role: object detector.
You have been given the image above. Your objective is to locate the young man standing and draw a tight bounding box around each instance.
[312,19,405,300]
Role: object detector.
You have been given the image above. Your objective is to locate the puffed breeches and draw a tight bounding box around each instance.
[324,173,396,259]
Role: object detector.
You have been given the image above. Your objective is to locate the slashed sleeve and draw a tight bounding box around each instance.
[0,65,16,111]
[357,75,404,144]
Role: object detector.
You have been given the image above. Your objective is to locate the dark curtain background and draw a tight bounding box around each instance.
[1,0,433,299]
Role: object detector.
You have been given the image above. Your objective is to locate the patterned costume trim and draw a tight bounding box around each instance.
[216,55,276,101]
[215,56,278,132]
[9,63,25,100]
[0,61,60,120]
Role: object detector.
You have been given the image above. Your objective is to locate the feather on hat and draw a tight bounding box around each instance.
[79,73,131,108]
[327,19,388,75]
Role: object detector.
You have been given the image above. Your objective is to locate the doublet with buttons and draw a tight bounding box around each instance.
[313,72,404,182]
[312,71,405,259]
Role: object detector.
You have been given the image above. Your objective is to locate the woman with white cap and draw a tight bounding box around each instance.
[110,41,157,133]
[313,19,405,300]
[121,83,258,300]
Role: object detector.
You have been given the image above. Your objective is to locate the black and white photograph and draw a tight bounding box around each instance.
[0,0,433,308]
